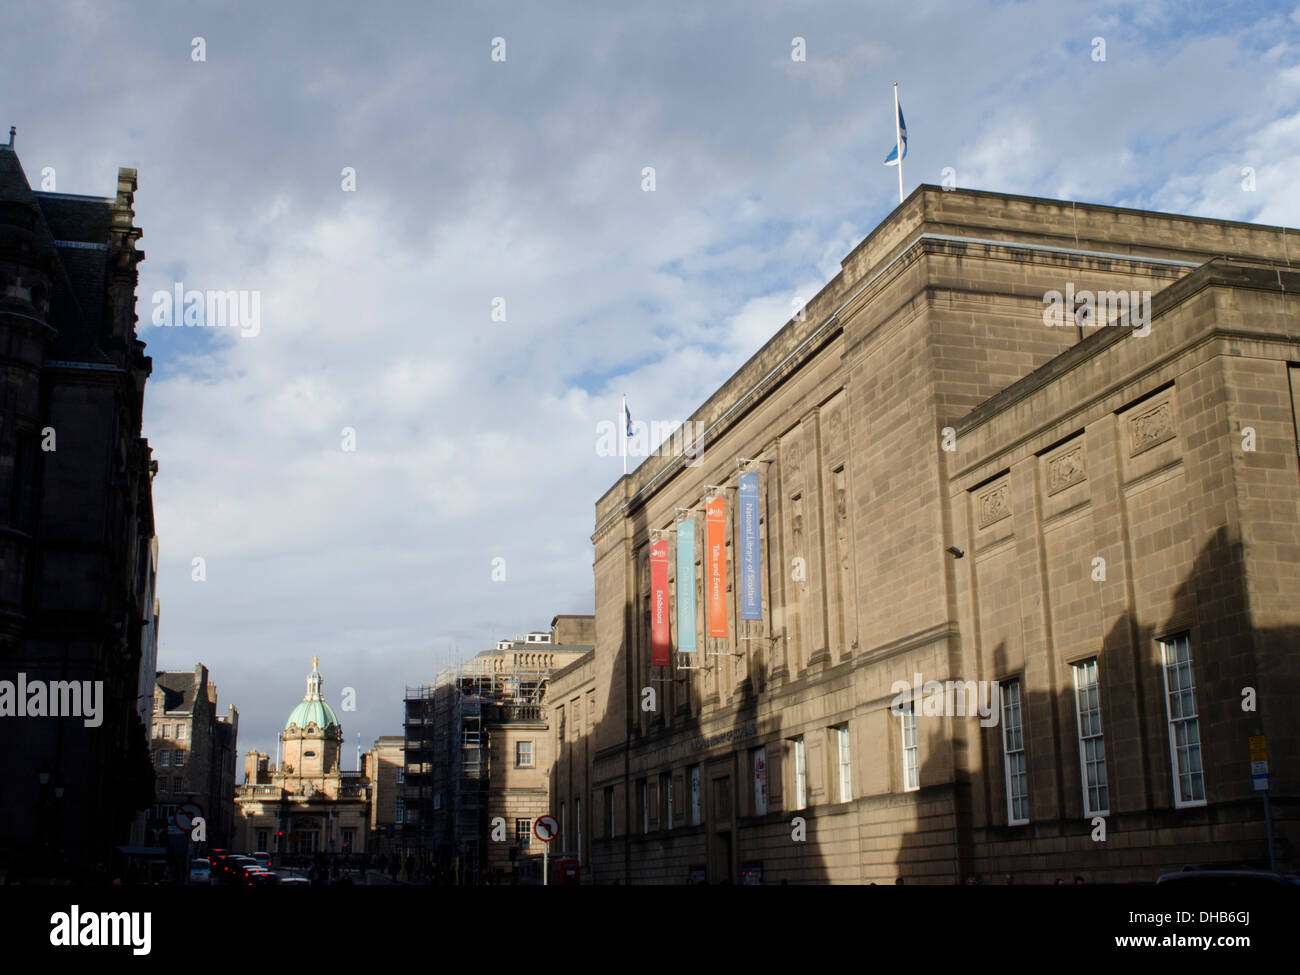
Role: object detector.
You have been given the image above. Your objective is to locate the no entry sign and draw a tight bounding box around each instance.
[534,815,559,844]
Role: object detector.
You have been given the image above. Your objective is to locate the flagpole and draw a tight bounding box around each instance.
[622,393,627,477]
[893,82,904,204]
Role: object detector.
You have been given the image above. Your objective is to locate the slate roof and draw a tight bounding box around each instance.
[155,671,198,714]
[0,146,117,365]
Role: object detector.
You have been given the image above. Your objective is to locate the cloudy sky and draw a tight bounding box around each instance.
[4,0,1298,770]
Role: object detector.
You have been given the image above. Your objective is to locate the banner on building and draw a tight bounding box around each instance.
[676,519,697,654]
[650,538,670,667]
[706,496,728,638]
[738,471,761,620]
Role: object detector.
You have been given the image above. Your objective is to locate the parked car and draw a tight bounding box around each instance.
[252,851,272,870]
[246,870,279,886]
[189,858,211,884]
[278,876,309,886]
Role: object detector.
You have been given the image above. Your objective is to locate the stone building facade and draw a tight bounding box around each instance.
[403,615,593,883]
[0,137,159,878]
[150,664,239,847]
[234,658,372,856]
[366,734,405,855]
[577,185,1300,884]
[548,648,597,871]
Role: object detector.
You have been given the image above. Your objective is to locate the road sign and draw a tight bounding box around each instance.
[1249,735,1269,791]
[534,815,559,844]
[1249,735,1267,763]
[173,800,205,832]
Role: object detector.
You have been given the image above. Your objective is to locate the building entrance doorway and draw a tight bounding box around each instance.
[711,830,732,883]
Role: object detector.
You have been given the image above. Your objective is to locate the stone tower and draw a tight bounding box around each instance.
[280,657,342,778]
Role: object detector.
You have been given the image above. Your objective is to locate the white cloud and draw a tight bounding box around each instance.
[9,0,1299,760]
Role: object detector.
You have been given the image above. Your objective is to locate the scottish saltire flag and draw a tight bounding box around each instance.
[884,103,907,166]
[624,400,633,438]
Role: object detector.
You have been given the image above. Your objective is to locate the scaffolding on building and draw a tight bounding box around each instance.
[401,643,577,885]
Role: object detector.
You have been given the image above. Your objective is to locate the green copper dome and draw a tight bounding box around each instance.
[283,656,340,734]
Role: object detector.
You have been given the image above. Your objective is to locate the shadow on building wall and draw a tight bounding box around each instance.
[588,497,830,884]
[894,526,1295,884]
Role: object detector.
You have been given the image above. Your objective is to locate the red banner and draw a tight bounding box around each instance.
[706,497,728,638]
[650,539,670,666]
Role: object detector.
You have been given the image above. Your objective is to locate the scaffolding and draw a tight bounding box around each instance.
[402,645,578,884]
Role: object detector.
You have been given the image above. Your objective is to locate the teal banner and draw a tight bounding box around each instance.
[677,519,697,653]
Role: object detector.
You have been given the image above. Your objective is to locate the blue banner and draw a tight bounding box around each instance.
[739,471,762,620]
[677,519,697,653]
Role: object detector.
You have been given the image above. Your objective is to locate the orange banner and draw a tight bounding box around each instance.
[706,496,728,638]
[650,539,670,667]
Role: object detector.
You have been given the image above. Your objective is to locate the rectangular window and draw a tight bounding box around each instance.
[605,786,615,837]
[515,740,534,768]
[575,798,582,862]
[1160,633,1206,807]
[833,725,852,803]
[638,779,649,833]
[1000,679,1029,824]
[395,767,404,784]
[689,765,702,825]
[173,749,185,767]
[789,736,807,809]
[751,746,768,815]
[176,724,186,741]
[900,703,919,792]
[557,705,565,748]
[157,776,167,795]
[161,724,170,738]
[663,772,674,829]
[173,775,182,793]
[152,725,159,739]
[1072,660,1109,816]
[342,828,355,851]
[561,802,567,847]
[395,797,405,824]
[256,830,269,851]
[516,818,531,851]
[587,691,595,725]
[158,749,170,767]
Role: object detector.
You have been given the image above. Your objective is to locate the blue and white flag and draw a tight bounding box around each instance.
[884,103,907,166]
[624,400,633,438]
